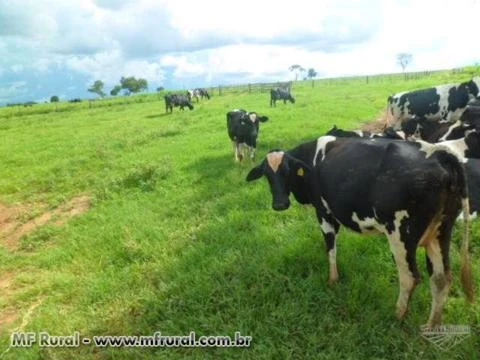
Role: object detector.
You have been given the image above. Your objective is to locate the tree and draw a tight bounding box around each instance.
[397,53,413,79]
[110,85,122,96]
[119,76,148,95]
[307,68,317,79]
[88,80,106,98]
[50,95,59,103]
[289,64,305,81]
[156,86,164,92]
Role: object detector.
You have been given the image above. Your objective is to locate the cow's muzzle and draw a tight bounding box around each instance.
[272,199,290,211]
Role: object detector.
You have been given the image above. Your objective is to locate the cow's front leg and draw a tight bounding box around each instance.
[316,209,340,284]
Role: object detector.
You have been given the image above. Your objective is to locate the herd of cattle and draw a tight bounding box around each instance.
[237,77,480,327]
[164,76,480,327]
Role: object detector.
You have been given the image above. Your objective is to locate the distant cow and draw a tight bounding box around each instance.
[387,77,480,127]
[270,88,295,107]
[227,109,268,161]
[187,88,210,102]
[246,136,472,327]
[164,94,194,113]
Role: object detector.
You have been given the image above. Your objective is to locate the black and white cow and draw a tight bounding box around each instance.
[326,125,406,140]
[400,117,475,143]
[246,136,472,327]
[387,77,480,127]
[165,94,194,113]
[270,88,295,107]
[187,88,211,102]
[227,109,268,161]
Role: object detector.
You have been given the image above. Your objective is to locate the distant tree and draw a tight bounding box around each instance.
[156,86,164,92]
[289,64,306,81]
[88,80,106,98]
[307,68,317,79]
[397,53,413,79]
[119,76,148,95]
[110,85,122,96]
[50,95,59,103]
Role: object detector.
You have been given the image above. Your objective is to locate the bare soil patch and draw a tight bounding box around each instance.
[0,194,91,250]
[360,109,389,132]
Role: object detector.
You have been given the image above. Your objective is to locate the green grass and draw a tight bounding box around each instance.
[1,69,480,359]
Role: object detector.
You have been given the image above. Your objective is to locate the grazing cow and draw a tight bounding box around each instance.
[387,77,480,127]
[187,88,210,102]
[270,88,295,107]
[326,125,405,140]
[227,109,268,161]
[246,136,472,327]
[164,94,194,113]
[400,117,475,143]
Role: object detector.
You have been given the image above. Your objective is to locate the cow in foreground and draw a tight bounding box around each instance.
[227,109,268,161]
[270,88,295,107]
[246,136,473,327]
[387,77,480,127]
[165,94,194,113]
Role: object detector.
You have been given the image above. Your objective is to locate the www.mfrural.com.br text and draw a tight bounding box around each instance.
[10,331,252,348]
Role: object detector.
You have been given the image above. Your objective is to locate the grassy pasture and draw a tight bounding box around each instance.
[1,69,480,359]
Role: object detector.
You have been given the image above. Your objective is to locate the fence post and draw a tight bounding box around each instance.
[366,76,369,84]
[218,86,222,96]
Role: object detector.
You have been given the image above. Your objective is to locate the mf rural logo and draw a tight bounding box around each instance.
[420,325,471,351]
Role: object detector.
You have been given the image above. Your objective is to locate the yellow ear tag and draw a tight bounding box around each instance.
[297,167,304,177]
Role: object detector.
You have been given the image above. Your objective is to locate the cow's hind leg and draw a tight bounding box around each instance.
[386,213,420,320]
[424,220,453,327]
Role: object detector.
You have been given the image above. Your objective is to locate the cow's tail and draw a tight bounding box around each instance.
[439,152,474,302]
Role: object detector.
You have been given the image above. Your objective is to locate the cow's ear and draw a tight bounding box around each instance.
[246,164,264,182]
[258,116,269,122]
[285,155,312,177]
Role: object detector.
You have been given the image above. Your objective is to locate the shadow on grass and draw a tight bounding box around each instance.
[145,113,170,119]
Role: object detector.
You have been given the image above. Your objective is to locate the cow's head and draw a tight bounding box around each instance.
[246,151,312,210]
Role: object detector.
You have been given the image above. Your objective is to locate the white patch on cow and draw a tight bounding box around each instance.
[386,210,415,319]
[396,130,406,139]
[417,139,467,162]
[266,151,284,173]
[313,136,336,166]
[320,197,332,214]
[320,218,335,234]
[438,120,462,141]
[351,211,384,233]
[353,130,364,137]
[248,113,257,123]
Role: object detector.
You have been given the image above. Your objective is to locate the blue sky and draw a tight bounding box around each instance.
[0,0,479,105]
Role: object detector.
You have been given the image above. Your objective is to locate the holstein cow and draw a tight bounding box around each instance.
[460,101,480,128]
[432,130,480,159]
[387,77,480,127]
[270,88,295,107]
[187,88,211,103]
[246,136,473,327]
[400,117,476,143]
[164,94,194,113]
[227,109,268,161]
